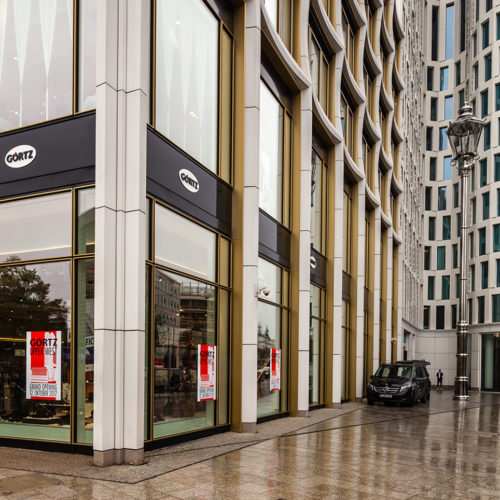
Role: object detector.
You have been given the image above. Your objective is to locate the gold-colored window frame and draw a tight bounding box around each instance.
[0,185,95,447]
[150,0,234,185]
[145,196,232,442]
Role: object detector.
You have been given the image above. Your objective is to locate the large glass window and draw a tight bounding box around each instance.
[0,192,71,262]
[482,261,489,289]
[479,227,486,255]
[311,150,326,254]
[155,0,232,177]
[439,127,448,150]
[442,215,451,240]
[444,157,452,181]
[442,276,450,300]
[428,276,435,300]
[483,192,490,220]
[494,224,500,252]
[309,33,328,111]
[309,285,325,406]
[259,81,291,224]
[78,0,98,111]
[155,205,216,282]
[0,0,97,132]
[438,187,447,210]
[151,202,230,438]
[444,96,453,120]
[257,258,288,417]
[483,21,490,49]
[0,188,94,444]
[485,53,492,81]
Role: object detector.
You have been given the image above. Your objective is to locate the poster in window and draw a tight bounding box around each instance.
[270,348,281,391]
[26,331,61,400]
[197,344,216,402]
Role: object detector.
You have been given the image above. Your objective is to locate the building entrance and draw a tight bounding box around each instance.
[482,334,500,391]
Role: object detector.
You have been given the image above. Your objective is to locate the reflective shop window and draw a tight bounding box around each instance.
[0,192,71,262]
[259,81,291,225]
[311,150,326,254]
[309,285,325,406]
[257,258,288,418]
[0,0,97,132]
[155,204,216,282]
[153,268,216,438]
[151,203,230,438]
[0,261,71,441]
[155,0,232,180]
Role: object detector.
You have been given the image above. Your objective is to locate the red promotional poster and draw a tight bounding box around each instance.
[26,331,61,400]
[270,348,281,391]
[197,344,216,402]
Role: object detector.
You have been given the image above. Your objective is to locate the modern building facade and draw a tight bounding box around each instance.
[418,0,500,392]
[0,0,404,465]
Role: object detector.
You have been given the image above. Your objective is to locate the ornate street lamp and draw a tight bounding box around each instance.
[446,103,485,400]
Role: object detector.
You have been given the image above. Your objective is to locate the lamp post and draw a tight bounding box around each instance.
[446,103,485,400]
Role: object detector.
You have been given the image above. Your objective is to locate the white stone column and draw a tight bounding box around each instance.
[385,234,394,363]
[355,183,366,400]
[240,0,261,432]
[94,0,148,466]
[372,208,382,368]
[296,0,312,417]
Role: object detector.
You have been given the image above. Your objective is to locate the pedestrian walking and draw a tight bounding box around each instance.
[436,369,443,391]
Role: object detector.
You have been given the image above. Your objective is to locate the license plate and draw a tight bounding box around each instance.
[380,394,392,398]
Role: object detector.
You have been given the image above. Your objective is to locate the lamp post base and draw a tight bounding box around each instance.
[453,377,469,400]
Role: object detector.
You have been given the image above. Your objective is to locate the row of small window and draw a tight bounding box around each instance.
[423,295,500,331]
[428,155,500,187]
[429,1,497,64]
[430,87,499,122]
[427,122,492,152]
[427,261,490,301]
[427,52,493,94]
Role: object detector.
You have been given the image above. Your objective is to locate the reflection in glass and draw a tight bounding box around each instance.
[76,259,94,444]
[77,189,95,254]
[0,261,71,441]
[258,258,281,303]
[0,0,73,131]
[156,0,218,172]
[310,37,320,98]
[264,0,278,27]
[153,269,216,437]
[259,82,283,222]
[311,151,322,252]
[78,0,97,111]
[155,204,216,282]
[0,192,72,262]
[257,301,281,417]
[309,285,322,405]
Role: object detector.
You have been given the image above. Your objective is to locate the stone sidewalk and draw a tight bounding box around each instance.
[0,390,499,498]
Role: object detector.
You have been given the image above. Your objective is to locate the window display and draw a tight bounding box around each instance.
[150,201,230,439]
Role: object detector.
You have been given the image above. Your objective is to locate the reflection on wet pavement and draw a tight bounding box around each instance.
[0,390,499,498]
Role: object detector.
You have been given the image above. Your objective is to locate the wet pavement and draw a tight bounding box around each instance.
[0,389,500,498]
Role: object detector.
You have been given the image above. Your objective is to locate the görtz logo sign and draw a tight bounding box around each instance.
[5,145,36,168]
[179,168,199,193]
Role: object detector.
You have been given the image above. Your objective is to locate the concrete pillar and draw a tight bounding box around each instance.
[94,0,148,466]
[373,208,382,368]
[240,0,261,432]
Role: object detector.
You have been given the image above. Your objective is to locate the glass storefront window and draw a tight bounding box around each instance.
[0,261,71,441]
[259,82,284,222]
[155,204,216,282]
[155,0,218,173]
[309,285,325,406]
[150,202,230,439]
[153,268,216,438]
[75,259,94,444]
[0,192,71,262]
[257,258,287,418]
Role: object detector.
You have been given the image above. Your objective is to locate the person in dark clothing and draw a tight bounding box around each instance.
[436,369,443,391]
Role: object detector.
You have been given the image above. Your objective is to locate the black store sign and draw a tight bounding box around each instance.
[0,112,95,199]
[147,126,232,236]
[310,248,327,288]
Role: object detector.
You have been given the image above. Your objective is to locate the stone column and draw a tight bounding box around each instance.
[93,0,148,466]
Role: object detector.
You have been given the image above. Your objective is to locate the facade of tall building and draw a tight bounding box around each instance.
[399,0,425,359]
[418,0,500,391]
[0,0,405,464]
